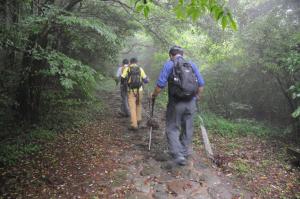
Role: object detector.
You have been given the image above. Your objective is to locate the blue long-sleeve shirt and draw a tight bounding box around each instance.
[156,57,205,89]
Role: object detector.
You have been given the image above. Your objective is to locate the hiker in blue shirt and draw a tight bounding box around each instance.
[151,46,204,166]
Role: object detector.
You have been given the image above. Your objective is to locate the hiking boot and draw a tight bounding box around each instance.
[183,148,193,159]
[117,111,126,117]
[137,120,141,126]
[138,120,145,128]
[174,156,187,166]
[184,152,193,159]
[128,126,138,131]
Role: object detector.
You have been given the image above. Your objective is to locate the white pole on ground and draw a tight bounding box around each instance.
[148,126,152,150]
[197,103,214,160]
[200,121,214,159]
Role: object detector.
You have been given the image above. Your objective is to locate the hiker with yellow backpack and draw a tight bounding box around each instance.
[121,57,149,131]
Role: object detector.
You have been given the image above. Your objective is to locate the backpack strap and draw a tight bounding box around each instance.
[172,60,176,77]
[171,57,183,77]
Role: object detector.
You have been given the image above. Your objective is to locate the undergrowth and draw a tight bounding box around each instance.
[155,91,279,138]
[0,78,112,167]
[195,112,278,138]
[0,128,53,166]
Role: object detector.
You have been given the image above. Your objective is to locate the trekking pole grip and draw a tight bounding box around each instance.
[151,97,155,117]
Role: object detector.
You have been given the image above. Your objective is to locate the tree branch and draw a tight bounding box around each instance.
[64,0,83,11]
[120,43,152,54]
[103,0,171,47]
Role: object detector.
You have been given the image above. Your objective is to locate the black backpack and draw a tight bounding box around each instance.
[168,57,198,100]
[127,66,142,90]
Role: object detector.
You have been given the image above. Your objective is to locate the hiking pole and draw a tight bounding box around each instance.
[196,102,214,161]
[148,97,155,151]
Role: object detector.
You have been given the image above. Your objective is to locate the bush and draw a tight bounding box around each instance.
[195,112,277,137]
[0,143,40,166]
[26,128,56,141]
[0,128,57,166]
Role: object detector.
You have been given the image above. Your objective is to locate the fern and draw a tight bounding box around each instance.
[56,15,118,44]
[41,50,97,97]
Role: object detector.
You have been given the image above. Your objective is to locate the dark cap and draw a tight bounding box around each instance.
[122,59,129,65]
[169,46,183,56]
[130,57,138,64]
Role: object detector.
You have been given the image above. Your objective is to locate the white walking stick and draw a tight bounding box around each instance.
[197,103,214,160]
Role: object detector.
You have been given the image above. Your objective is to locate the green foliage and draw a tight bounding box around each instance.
[0,143,40,166]
[155,90,168,108]
[134,0,237,30]
[22,15,48,34]
[233,159,251,175]
[56,15,118,44]
[292,107,300,118]
[173,0,237,30]
[44,51,97,96]
[0,0,136,135]
[0,128,55,166]
[26,128,56,141]
[227,142,241,150]
[242,9,300,124]
[286,50,300,118]
[0,85,106,166]
[96,77,116,92]
[196,112,275,137]
[183,0,300,134]
[136,3,151,18]
[124,0,300,136]
[39,92,105,131]
[136,2,151,18]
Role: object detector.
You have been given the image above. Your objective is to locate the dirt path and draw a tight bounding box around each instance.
[0,90,252,199]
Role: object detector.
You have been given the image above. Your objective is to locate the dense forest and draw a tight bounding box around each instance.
[1,0,299,135]
[0,0,299,198]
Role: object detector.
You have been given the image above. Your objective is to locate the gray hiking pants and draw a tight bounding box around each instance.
[166,98,196,158]
[120,84,130,116]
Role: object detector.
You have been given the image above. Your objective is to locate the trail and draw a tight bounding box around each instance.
[0,90,252,199]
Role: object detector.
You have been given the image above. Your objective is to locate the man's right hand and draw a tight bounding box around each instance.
[196,86,204,100]
[150,92,156,102]
[151,86,161,100]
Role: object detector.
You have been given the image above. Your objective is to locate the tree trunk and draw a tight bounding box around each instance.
[15,0,83,124]
[16,31,49,124]
[271,71,300,135]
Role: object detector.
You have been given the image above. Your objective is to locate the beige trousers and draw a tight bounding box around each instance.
[128,90,143,128]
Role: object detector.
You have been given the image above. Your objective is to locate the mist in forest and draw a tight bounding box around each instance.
[0,0,299,198]
[0,0,299,143]
[118,0,300,134]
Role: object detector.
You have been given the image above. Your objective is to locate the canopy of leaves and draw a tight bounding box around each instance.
[123,0,300,134]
